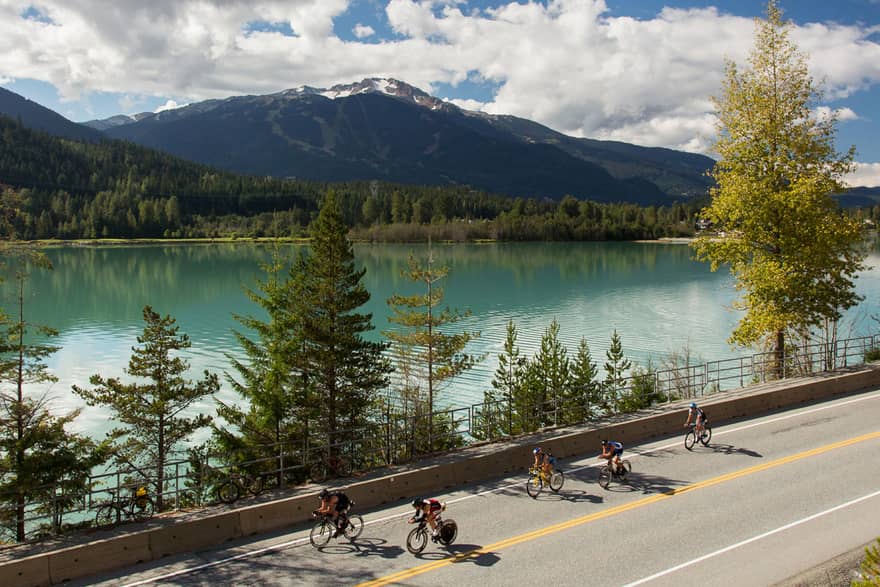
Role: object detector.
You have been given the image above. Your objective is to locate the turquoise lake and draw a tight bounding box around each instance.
[10,241,880,436]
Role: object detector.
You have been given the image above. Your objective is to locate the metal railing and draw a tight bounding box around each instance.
[2,332,878,543]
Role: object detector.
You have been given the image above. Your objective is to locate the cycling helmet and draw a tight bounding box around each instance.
[412,498,425,508]
[601,439,608,446]
[319,488,329,499]
[533,447,542,454]
[690,402,697,408]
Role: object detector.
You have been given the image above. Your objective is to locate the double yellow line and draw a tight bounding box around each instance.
[356,430,880,587]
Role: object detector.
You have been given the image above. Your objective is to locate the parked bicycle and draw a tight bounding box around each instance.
[309,509,364,547]
[94,486,154,527]
[406,505,457,554]
[310,453,353,483]
[684,422,713,450]
[526,465,565,498]
[215,471,265,504]
[597,459,632,489]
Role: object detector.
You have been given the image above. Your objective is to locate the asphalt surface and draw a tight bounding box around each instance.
[74,388,880,587]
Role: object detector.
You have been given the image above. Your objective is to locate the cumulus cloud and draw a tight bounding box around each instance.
[154,99,187,113]
[353,23,375,38]
[814,106,860,122]
[0,0,878,155]
[846,162,880,188]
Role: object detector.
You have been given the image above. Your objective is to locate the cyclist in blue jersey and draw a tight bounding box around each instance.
[684,402,707,438]
[533,446,556,478]
[599,439,624,474]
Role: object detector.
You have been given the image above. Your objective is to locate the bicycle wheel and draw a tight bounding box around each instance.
[439,520,458,546]
[684,430,696,450]
[95,504,118,527]
[343,514,363,541]
[309,519,333,548]
[310,462,328,483]
[133,496,154,521]
[526,474,543,498]
[336,458,353,478]
[598,466,612,489]
[700,425,713,446]
[407,527,428,554]
[216,480,240,504]
[246,475,264,496]
[619,460,632,481]
[549,470,565,493]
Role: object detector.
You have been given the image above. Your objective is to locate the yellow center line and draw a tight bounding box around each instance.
[355,430,880,587]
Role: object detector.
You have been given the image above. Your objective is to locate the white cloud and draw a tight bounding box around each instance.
[353,23,375,38]
[846,162,880,188]
[154,99,187,113]
[0,0,878,156]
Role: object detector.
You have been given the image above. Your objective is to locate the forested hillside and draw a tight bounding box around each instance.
[0,115,708,240]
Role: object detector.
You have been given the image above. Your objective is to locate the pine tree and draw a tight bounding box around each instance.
[531,319,570,427]
[853,537,880,587]
[0,251,106,541]
[385,246,481,450]
[603,329,632,413]
[691,1,864,373]
[298,192,392,458]
[482,320,526,438]
[73,306,219,510]
[567,337,600,421]
[215,248,310,483]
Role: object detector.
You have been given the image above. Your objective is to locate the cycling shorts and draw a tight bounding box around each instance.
[612,448,623,457]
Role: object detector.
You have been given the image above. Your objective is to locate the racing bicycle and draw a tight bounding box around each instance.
[406,504,457,554]
[684,422,713,450]
[309,509,364,547]
[526,466,565,498]
[597,459,632,489]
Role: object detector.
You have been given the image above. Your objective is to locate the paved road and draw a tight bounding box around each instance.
[76,388,880,587]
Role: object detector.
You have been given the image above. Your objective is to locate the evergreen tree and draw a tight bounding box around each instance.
[854,537,880,587]
[481,320,526,438]
[531,319,570,427]
[567,337,600,421]
[691,1,864,372]
[73,306,219,509]
[0,251,105,541]
[603,329,632,413]
[298,192,392,458]
[215,248,310,483]
[385,246,481,450]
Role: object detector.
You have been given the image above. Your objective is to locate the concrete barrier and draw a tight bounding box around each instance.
[3,366,878,585]
[47,531,151,585]
[0,553,50,587]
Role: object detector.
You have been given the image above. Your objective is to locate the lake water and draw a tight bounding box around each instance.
[9,241,880,436]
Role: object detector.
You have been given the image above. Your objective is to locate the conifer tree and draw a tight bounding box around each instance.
[73,306,219,509]
[385,246,481,449]
[482,320,526,437]
[531,319,570,427]
[0,251,106,541]
[692,1,864,371]
[567,337,600,421]
[298,192,392,456]
[853,537,880,587]
[603,329,632,412]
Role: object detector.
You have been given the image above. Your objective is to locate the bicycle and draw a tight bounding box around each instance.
[94,486,155,527]
[684,422,712,450]
[406,504,457,554]
[310,454,353,483]
[215,471,264,504]
[597,459,632,489]
[309,508,364,548]
[526,466,565,498]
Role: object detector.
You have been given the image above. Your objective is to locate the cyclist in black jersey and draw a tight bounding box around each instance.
[315,488,351,537]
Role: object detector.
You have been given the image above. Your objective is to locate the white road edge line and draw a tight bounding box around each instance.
[621,488,880,587]
[116,388,880,587]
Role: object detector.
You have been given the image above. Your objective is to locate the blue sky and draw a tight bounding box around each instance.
[2,0,879,185]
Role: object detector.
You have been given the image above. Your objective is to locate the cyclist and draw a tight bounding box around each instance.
[599,439,624,474]
[533,446,556,479]
[409,497,444,539]
[684,402,707,438]
[315,488,352,537]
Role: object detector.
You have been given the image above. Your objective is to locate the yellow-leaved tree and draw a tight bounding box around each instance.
[692,1,865,372]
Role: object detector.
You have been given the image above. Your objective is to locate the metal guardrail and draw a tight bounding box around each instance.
[2,332,878,543]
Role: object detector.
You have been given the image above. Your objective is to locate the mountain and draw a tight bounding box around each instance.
[88,79,713,204]
[0,86,103,142]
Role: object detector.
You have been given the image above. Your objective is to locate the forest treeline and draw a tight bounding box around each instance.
[0,115,710,241]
